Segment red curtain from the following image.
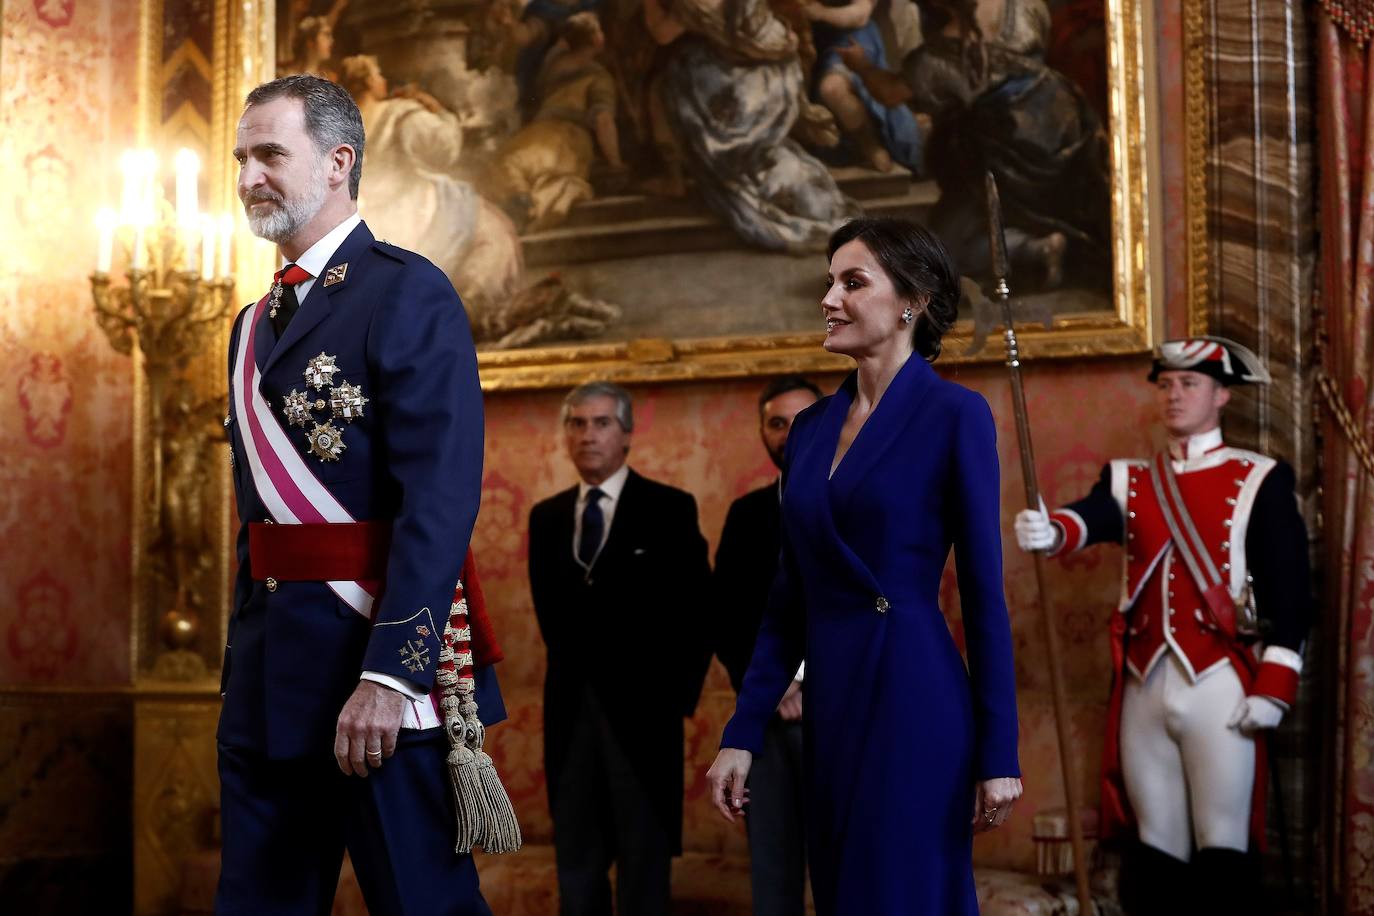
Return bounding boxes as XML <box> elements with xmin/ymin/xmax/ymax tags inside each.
<box><xmin>1317</xmin><ymin>5</ymin><xmax>1374</xmax><ymax>913</ymax></box>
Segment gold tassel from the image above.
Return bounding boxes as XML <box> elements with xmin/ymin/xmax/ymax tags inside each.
<box><xmin>446</xmin><ymin>740</ymin><xmax>484</xmax><ymax>855</ymax></box>
<box><xmin>475</xmin><ymin>748</ymin><xmax>523</xmax><ymax>853</ymax></box>
<box><xmin>439</xmin><ymin>578</ymin><xmax>523</xmax><ymax>855</ymax></box>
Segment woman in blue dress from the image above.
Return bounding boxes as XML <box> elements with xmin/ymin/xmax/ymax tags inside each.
<box><xmin>707</xmin><ymin>217</ymin><xmax>1022</xmax><ymax>914</ymax></box>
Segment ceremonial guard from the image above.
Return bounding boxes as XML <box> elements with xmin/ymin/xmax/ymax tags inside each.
<box><xmin>1015</xmin><ymin>337</ymin><xmax>1311</xmax><ymax>912</ymax></box>
<box><xmin>217</xmin><ymin>75</ymin><xmax>516</xmax><ymax>916</ymax></box>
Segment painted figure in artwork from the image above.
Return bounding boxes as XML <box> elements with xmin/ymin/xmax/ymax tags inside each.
<box><xmin>280</xmin><ymin>0</ymin><xmax>349</xmax><ymax>78</ymax></box>
<box><xmin>839</xmin><ymin>0</ymin><xmax>1108</xmax><ymax>289</ymax></box>
<box><xmin>805</xmin><ymin>0</ymin><xmax>927</xmax><ymax>174</ymax></box>
<box><xmin>488</xmin><ymin>13</ymin><xmax>627</xmax><ymax>232</ymax></box>
<box><xmin>340</xmin><ymin>54</ymin><xmax>622</xmax><ymax>349</ymax></box>
<box><xmin>640</xmin><ymin>0</ymin><xmax>860</xmax><ymax>251</ymax></box>
<box><xmin>340</xmin><ymin>55</ymin><xmax>526</xmax><ymax>311</ymax></box>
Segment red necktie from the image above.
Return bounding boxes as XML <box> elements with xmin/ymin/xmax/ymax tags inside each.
<box><xmin>269</xmin><ymin>263</ymin><xmax>313</xmax><ymax>335</ymax></box>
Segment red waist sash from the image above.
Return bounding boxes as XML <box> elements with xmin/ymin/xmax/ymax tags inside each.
<box><xmin>247</xmin><ymin>521</ymin><xmax>504</xmax><ymax>668</ymax></box>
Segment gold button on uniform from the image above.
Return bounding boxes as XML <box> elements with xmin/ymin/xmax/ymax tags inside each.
<box><xmin>265</xmin><ymin>577</ymin><xmax>278</xmax><ymax>592</ymax></box>
<box><xmin>875</xmin><ymin>597</ymin><xmax>891</xmax><ymax>613</ymax></box>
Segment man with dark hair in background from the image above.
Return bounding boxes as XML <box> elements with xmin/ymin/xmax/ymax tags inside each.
<box><xmin>713</xmin><ymin>374</ymin><xmax>822</xmax><ymax>916</ymax></box>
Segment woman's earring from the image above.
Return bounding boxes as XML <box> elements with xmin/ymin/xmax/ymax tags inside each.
<box><xmin>902</xmin><ymin>306</ymin><xmax>915</xmax><ymax>324</ymax></box>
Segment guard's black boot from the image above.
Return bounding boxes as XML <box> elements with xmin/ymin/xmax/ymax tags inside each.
<box><xmin>1118</xmin><ymin>841</ymin><xmax>1189</xmax><ymax>915</ymax></box>
<box><xmin>1192</xmin><ymin>846</ymin><xmax>1260</xmax><ymax>914</ymax></box>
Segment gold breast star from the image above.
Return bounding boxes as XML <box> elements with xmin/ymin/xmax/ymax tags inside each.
<box><xmin>282</xmin><ymin>389</ymin><xmax>312</xmax><ymax>428</ymax></box>
<box><xmin>304</xmin><ymin>352</ymin><xmax>341</xmax><ymax>390</ymax></box>
<box><xmin>306</xmin><ymin>420</ymin><xmax>346</xmax><ymax>462</ymax></box>
<box><xmin>329</xmin><ymin>381</ymin><xmax>370</xmax><ymax>422</ymax></box>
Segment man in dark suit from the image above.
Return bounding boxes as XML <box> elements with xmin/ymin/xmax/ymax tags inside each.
<box><xmin>528</xmin><ymin>381</ymin><xmax>712</xmax><ymax>916</ymax></box>
<box><xmin>217</xmin><ymin>75</ymin><xmax>504</xmax><ymax>916</ymax></box>
<box><xmin>713</xmin><ymin>375</ymin><xmax>820</xmax><ymax>916</ymax></box>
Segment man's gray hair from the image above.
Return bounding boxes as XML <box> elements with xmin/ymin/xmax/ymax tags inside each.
<box><xmin>561</xmin><ymin>381</ymin><xmax>634</xmax><ymax>432</ymax></box>
<box><xmin>244</xmin><ymin>75</ymin><xmax>365</xmax><ymax>199</ymax></box>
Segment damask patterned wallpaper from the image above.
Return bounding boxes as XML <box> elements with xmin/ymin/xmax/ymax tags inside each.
<box><xmin>0</xmin><ymin>0</ymin><xmax>140</xmax><ymax>686</ymax></box>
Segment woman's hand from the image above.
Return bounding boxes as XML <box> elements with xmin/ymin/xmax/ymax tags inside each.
<box><xmin>971</xmin><ymin>776</ymin><xmax>1022</xmax><ymax>833</ymax></box>
<box><xmin>706</xmin><ymin>748</ymin><xmax>754</xmax><ymax>824</ymax></box>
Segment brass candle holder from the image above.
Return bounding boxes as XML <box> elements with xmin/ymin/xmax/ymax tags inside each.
<box><xmin>91</xmin><ymin>206</ymin><xmax>237</xmax><ymax>681</ymax></box>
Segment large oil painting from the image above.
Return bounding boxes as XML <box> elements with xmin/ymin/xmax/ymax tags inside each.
<box><xmin>269</xmin><ymin>0</ymin><xmax>1166</xmax><ymax>387</ymax></box>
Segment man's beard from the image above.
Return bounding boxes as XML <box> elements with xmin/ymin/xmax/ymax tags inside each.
<box><xmin>242</xmin><ymin>165</ymin><xmax>328</xmax><ymax>243</ymax></box>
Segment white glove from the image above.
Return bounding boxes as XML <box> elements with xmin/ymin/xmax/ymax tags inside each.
<box><xmin>1014</xmin><ymin>500</ymin><xmax>1060</xmax><ymax>553</ymax></box>
<box><xmin>1227</xmin><ymin>695</ymin><xmax>1285</xmax><ymax>735</ymax></box>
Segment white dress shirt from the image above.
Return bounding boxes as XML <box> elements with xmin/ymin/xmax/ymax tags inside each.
<box><xmin>282</xmin><ymin>210</ymin><xmax>362</xmax><ymax>300</ymax></box>
<box><xmin>573</xmin><ymin>463</ymin><xmax>630</xmax><ymax>568</ymax></box>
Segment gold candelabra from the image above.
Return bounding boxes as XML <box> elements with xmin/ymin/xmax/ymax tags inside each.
<box><xmin>91</xmin><ymin>148</ymin><xmax>237</xmax><ymax>680</ymax></box>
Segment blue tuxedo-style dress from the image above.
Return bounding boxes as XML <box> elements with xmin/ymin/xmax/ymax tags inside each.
<box><xmin>722</xmin><ymin>354</ymin><xmax>1020</xmax><ymax>914</ymax></box>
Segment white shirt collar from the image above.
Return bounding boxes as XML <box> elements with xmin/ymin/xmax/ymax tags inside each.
<box><xmin>285</xmin><ymin>211</ymin><xmax>362</xmax><ymax>279</ymax></box>
<box><xmin>1167</xmin><ymin>427</ymin><xmax>1224</xmax><ymax>465</ymax></box>
<box><xmin>578</xmin><ymin>462</ymin><xmax>629</xmax><ymax>503</ymax></box>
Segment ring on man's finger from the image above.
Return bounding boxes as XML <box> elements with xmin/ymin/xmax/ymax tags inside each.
<box><xmin>366</xmin><ymin>749</ymin><xmax>383</xmax><ymax>758</ymax></box>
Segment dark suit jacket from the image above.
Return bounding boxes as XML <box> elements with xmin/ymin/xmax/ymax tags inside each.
<box><xmin>713</xmin><ymin>480</ymin><xmax>783</xmax><ymax>693</ymax></box>
<box><xmin>528</xmin><ymin>468</ymin><xmax>712</xmax><ymax>852</ymax></box>
<box><xmin>220</xmin><ymin>220</ymin><xmax>502</xmax><ymax>759</ymax></box>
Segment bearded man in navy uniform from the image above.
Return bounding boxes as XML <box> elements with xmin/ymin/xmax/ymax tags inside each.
<box><xmin>216</xmin><ymin>74</ymin><xmax>506</xmax><ymax>916</ymax></box>
<box><xmin>1014</xmin><ymin>337</ymin><xmax>1310</xmax><ymax>914</ymax></box>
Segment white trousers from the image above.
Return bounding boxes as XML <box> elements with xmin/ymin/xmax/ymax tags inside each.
<box><xmin>1120</xmin><ymin>653</ymin><xmax>1255</xmax><ymax>861</ymax></box>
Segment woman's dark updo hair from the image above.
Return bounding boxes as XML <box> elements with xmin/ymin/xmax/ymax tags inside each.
<box><xmin>826</xmin><ymin>217</ymin><xmax>961</xmax><ymax>362</ymax></box>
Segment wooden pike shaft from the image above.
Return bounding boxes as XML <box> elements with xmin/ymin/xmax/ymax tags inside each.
<box><xmin>996</xmin><ymin>277</ymin><xmax>1095</xmax><ymax>913</ymax></box>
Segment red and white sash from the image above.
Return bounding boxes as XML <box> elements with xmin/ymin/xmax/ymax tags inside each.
<box><xmin>232</xmin><ymin>295</ymin><xmax>440</xmax><ymax>729</ymax></box>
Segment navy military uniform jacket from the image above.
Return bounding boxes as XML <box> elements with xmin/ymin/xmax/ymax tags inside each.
<box><xmin>220</xmin><ymin>219</ymin><xmax>502</xmax><ymax>758</ymax></box>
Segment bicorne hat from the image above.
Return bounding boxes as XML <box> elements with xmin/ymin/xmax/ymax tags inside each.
<box><xmin>1147</xmin><ymin>336</ymin><xmax>1271</xmax><ymax>386</ymax></box>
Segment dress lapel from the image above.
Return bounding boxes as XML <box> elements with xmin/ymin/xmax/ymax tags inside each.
<box><xmin>261</xmin><ymin>221</ymin><xmax>374</xmax><ymax>377</ymax></box>
<box><xmin>787</xmin><ymin>380</ymin><xmax>881</xmax><ymax>595</ymax></box>
<box><xmin>794</xmin><ymin>356</ymin><xmax>936</xmax><ymax>595</ymax></box>
<box><xmin>827</xmin><ymin>354</ymin><xmax>935</xmax><ymax>504</ymax></box>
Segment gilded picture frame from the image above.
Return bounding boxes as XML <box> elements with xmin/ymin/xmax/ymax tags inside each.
<box><xmin>220</xmin><ymin>0</ymin><xmax>1207</xmax><ymax>391</ymax></box>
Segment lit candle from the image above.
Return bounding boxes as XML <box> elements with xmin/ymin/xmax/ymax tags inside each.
<box><xmin>140</xmin><ymin>150</ymin><xmax>160</xmax><ymax>226</ymax></box>
<box><xmin>218</xmin><ymin>213</ymin><xmax>234</xmax><ymax>278</ymax></box>
<box><xmin>95</xmin><ymin>208</ymin><xmax>117</xmax><ymax>274</ymax></box>
<box><xmin>119</xmin><ymin>150</ymin><xmax>140</xmax><ymax>224</ymax></box>
<box><xmin>200</xmin><ymin>215</ymin><xmax>216</xmax><ymax>280</ymax></box>
<box><xmin>131</xmin><ymin>225</ymin><xmax>146</xmax><ymax>270</ymax></box>
<box><xmin>174</xmin><ymin>148</ymin><xmax>200</xmax><ymax>229</ymax></box>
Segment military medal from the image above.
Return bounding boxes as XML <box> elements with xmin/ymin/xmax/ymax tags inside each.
<box><xmin>268</xmin><ymin>280</ymin><xmax>286</xmax><ymax>319</ymax></box>
<box><xmin>330</xmin><ymin>381</ymin><xmax>369</xmax><ymax>422</ymax></box>
<box><xmin>306</xmin><ymin>420</ymin><xmax>346</xmax><ymax>461</ymax></box>
<box><xmin>282</xmin><ymin>389</ymin><xmax>312</xmax><ymax>427</ymax></box>
<box><xmin>305</xmin><ymin>352</ymin><xmax>341</xmax><ymax>390</ymax></box>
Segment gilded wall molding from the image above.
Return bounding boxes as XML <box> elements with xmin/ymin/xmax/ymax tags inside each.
<box><xmin>1184</xmin><ymin>0</ymin><xmax>1212</xmax><ymax>335</ymax></box>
